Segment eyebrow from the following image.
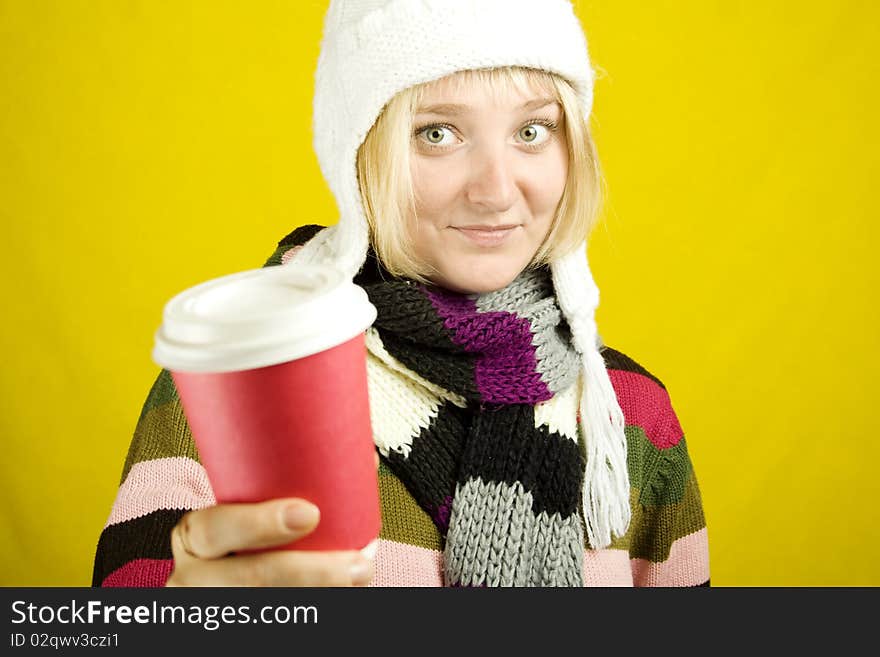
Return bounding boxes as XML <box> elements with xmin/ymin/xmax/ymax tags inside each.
<box><xmin>415</xmin><ymin>97</ymin><xmax>558</xmax><ymax>115</ymax></box>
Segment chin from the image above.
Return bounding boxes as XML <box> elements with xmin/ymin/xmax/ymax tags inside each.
<box><xmin>460</xmin><ymin>276</ymin><xmax>517</xmax><ymax>294</ymax></box>
<box><xmin>434</xmin><ymin>262</ymin><xmax>522</xmax><ymax>295</ymax></box>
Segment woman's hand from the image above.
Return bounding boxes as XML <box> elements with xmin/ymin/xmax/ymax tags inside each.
<box><xmin>166</xmin><ymin>498</ymin><xmax>375</xmax><ymax>587</ymax></box>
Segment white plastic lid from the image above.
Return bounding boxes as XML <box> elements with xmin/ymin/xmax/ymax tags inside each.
<box><xmin>152</xmin><ymin>264</ymin><xmax>377</xmax><ymax>373</ymax></box>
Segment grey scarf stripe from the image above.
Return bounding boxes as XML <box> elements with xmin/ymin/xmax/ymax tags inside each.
<box><xmin>445</xmin><ymin>478</ymin><xmax>585</xmax><ymax>587</ymax></box>
<box><xmin>473</xmin><ymin>269</ymin><xmax>581</xmax><ymax>396</ymax></box>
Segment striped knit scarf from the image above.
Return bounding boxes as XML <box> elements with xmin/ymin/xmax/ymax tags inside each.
<box><xmin>355</xmin><ymin>253</ymin><xmax>588</xmax><ymax>586</ymax></box>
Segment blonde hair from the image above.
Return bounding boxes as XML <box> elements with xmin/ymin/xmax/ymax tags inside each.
<box><xmin>356</xmin><ymin>66</ymin><xmax>604</xmax><ymax>283</ymax></box>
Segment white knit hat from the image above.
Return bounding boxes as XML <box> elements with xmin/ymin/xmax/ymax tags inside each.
<box><xmin>291</xmin><ymin>0</ymin><xmax>630</xmax><ymax>548</ymax></box>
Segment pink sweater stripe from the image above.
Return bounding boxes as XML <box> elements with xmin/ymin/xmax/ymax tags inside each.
<box><xmin>630</xmin><ymin>528</ymin><xmax>710</xmax><ymax>586</ymax></box>
<box><xmin>371</xmin><ymin>539</ymin><xmax>640</xmax><ymax>587</ymax></box>
<box><xmin>280</xmin><ymin>245</ymin><xmax>302</xmax><ymax>264</ymax></box>
<box><xmin>371</xmin><ymin>539</ymin><xmax>444</xmax><ymax>586</ymax></box>
<box><xmin>104</xmin><ymin>457</ymin><xmax>706</xmax><ymax>587</ymax></box>
<box><xmin>607</xmin><ymin>369</ymin><xmax>684</xmax><ymax>449</ymax></box>
<box><xmin>100</xmin><ymin>538</ymin><xmax>705</xmax><ymax>587</ymax></box>
<box><xmin>583</xmin><ymin>549</ymin><xmax>634</xmax><ymax>586</ymax></box>
<box><xmin>102</xmin><ymin>558</ymin><xmax>174</xmax><ymax>587</ymax></box>
<box><xmin>105</xmin><ymin>457</ymin><xmax>215</xmax><ymax>528</ymax></box>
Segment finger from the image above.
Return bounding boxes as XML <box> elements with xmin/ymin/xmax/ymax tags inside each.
<box><xmin>375</xmin><ymin>451</ymin><xmax>380</xmax><ymax>469</ymax></box>
<box><xmin>168</xmin><ymin>549</ymin><xmax>374</xmax><ymax>587</ymax></box>
<box><xmin>170</xmin><ymin>513</ymin><xmax>200</xmax><ymax>564</ymax></box>
<box><xmin>182</xmin><ymin>499</ymin><xmax>320</xmax><ymax>559</ymax></box>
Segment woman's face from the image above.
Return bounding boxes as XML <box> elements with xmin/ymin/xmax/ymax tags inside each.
<box><xmin>409</xmin><ymin>74</ymin><xmax>569</xmax><ymax>294</ymax></box>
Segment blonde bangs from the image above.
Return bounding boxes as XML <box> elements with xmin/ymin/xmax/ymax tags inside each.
<box><xmin>356</xmin><ymin>66</ymin><xmax>604</xmax><ymax>282</ymax></box>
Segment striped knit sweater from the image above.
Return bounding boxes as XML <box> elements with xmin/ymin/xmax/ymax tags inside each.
<box><xmin>92</xmin><ymin>225</ymin><xmax>710</xmax><ymax>587</ymax></box>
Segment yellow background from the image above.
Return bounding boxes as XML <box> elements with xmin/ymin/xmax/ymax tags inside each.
<box><xmin>1</xmin><ymin>0</ymin><xmax>877</xmax><ymax>586</ymax></box>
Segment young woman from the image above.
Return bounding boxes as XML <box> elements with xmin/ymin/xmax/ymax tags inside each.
<box><xmin>92</xmin><ymin>0</ymin><xmax>709</xmax><ymax>587</ymax></box>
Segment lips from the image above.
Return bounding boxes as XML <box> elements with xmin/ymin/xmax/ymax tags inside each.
<box><xmin>453</xmin><ymin>224</ymin><xmax>520</xmax><ymax>247</ymax></box>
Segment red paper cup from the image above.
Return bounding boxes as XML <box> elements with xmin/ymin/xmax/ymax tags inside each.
<box><xmin>152</xmin><ymin>264</ymin><xmax>379</xmax><ymax>552</ymax></box>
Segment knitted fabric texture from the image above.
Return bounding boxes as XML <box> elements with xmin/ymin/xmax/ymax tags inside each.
<box><xmin>354</xmin><ymin>242</ymin><xmax>585</xmax><ymax>586</ymax></box>
<box><xmin>288</xmin><ymin>0</ymin><xmax>633</xmax><ymax>549</ymax></box>
<box><xmin>91</xmin><ymin>226</ymin><xmax>711</xmax><ymax>588</ymax></box>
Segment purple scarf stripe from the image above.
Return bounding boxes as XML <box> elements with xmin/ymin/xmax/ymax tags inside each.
<box><xmin>424</xmin><ymin>286</ymin><xmax>552</xmax><ymax>404</ymax></box>
<box><xmin>428</xmin><ymin>496</ymin><xmax>454</xmax><ymax>533</ymax></box>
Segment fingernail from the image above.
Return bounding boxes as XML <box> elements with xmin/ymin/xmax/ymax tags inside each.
<box><xmin>349</xmin><ymin>556</ymin><xmax>374</xmax><ymax>586</ymax></box>
<box><xmin>283</xmin><ymin>502</ymin><xmax>319</xmax><ymax>530</ymax></box>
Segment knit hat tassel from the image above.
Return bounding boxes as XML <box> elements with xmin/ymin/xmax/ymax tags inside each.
<box><xmin>551</xmin><ymin>242</ymin><xmax>631</xmax><ymax>548</ymax></box>
<box><xmin>579</xmin><ymin>347</ymin><xmax>631</xmax><ymax>549</ymax></box>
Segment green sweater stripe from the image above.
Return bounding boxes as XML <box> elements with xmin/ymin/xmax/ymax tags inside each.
<box><xmin>626</xmin><ymin>425</ymin><xmax>693</xmax><ymax>506</ymax></box>
<box><xmin>377</xmin><ymin>462</ymin><xmax>443</xmax><ymax>551</ymax></box>
<box><xmin>262</xmin><ymin>245</ymin><xmax>288</xmax><ymax>268</ymax></box>
<box><xmin>628</xmin><ymin>470</ymin><xmax>707</xmax><ymax>563</ymax></box>
<box><xmin>136</xmin><ymin>369</ymin><xmax>180</xmax><ymax>424</ymax></box>
<box><xmin>121</xmin><ymin>398</ymin><xmax>201</xmax><ymax>484</ymax></box>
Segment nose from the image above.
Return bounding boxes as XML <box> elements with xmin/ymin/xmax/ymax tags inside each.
<box><xmin>465</xmin><ymin>146</ymin><xmax>517</xmax><ymax>213</ymax></box>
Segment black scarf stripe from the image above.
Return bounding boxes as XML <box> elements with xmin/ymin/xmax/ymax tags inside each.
<box><xmin>382</xmin><ymin>401</ymin><xmax>470</xmax><ymax>522</ymax></box>
<box><xmin>461</xmin><ymin>405</ymin><xmax>585</xmax><ymax>518</ymax></box>
<box><xmin>388</xmin><ymin>401</ymin><xmax>585</xmax><ymax>521</ymax></box>
<box><xmin>377</xmin><ymin>330</ymin><xmax>481</xmax><ymax>401</ymax></box>
<box><xmin>365</xmin><ymin>281</ymin><xmax>470</xmax><ymax>352</ymax></box>
<box><xmin>92</xmin><ymin>508</ymin><xmax>184</xmax><ymax>586</ymax></box>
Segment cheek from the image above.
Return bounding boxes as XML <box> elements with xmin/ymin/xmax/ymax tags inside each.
<box><xmin>520</xmin><ymin>167</ymin><xmax>567</xmax><ymax>218</ymax></box>
<box><xmin>540</xmin><ymin>148</ymin><xmax>569</xmax><ymax>204</ymax></box>
<box><xmin>411</xmin><ymin>156</ymin><xmax>463</xmax><ymax>223</ymax></box>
